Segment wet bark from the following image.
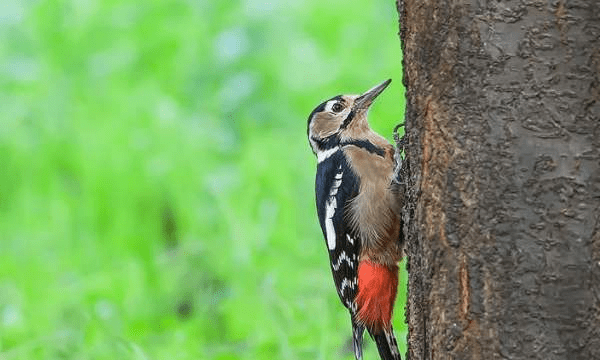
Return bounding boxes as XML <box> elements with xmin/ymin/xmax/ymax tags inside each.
<box><xmin>395</xmin><ymin>1</ymin><xmax>600</xmax><ymax>359</ymax></box>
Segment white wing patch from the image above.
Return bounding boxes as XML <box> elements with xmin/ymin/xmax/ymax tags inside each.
<box><xmin>325</xmin><ymin>198</ymin><xmax>337</xmax><ymax>250</ymax></box>
<box><xmin>325</xmin><ymin>168</ymin><xmax>344</xmax><ymax>250</ymax></box>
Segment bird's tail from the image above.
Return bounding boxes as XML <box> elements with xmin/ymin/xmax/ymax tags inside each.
<box><xmin>352</xmin><ymin>322</ymin><xmax>365</xmax><ymax>360</ymax></box>
<box><xmin>373</xmin><ymin>326</ymin><xmax>401</xmax><ymax>360</ymax></box>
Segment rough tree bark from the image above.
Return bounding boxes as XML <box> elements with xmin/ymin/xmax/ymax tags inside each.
<box><xmin>395</xmin><ymin>1</ymin><xmax>600</xmax><ymax>359</ymax></box>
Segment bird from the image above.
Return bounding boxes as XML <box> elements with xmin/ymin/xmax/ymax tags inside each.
<box><xmin>307</xmin><ymin>79</ymin><xmax>403</xmax><ymax>360</ymax></box>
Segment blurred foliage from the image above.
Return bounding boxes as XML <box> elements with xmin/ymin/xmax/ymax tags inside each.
<box><xmin>0</xmin><ymin>0</ymin><xmax>406</xmax><ymax>359</ymax></box>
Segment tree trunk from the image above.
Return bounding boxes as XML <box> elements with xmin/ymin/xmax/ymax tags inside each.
<box><xmin>395</xmin><ymin>1</ymin><xmax>600</xmax><ymax>359</ymax></box>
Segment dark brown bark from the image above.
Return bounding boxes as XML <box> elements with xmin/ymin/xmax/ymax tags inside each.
<box><xmin>395</xmin><ymin>1</ymin><xmax>600</xmax><ymax>359</ymax></box>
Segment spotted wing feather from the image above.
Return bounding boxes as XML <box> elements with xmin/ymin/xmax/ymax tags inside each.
<box><xmin>315</xmin><ymin>150</ymin><xmax>361</xmax><ymax>306</ymax></box>
<box><xmin>315</xmin><ymin>150</ymin><xmax>364</xmax><ymax>359</ymax></box>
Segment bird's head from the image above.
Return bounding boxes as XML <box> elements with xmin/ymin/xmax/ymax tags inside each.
<box><xmin>307</xmin><ymin>79</ymin><xmax>391</xmax><ymax>154</ymax></box>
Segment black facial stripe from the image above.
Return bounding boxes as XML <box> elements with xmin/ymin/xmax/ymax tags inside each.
<box><xmin>311</xmin><ymin>134</ymin><xmax>339</xmax><ymax>151</ymax></box>
<box><xmin>341</xmin><ymin>139</ymin><xmax>385</xmax><ymax>157</ymax></box>
<box><xmin>339</xmin><ymin>109</ymin><xmax>356</xmax><ymax>130</ymax></box>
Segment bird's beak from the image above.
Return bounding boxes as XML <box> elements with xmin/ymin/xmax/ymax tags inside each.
<box><xmin>354</xmin><ymin>79</ymin><xmax>391</xmax><ymax>110</ymax></box>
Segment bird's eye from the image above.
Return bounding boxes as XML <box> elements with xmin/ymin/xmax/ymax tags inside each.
<box><xmin>332</xmin><ymin>103</ymin><xmax>344</xmax><ymax>113</ymax></box>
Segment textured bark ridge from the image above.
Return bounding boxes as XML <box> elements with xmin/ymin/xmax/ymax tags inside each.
<box><xmin>395</xmin><ymin>1</ymin><xmax>600</xmax><ymax>359</ymax></box>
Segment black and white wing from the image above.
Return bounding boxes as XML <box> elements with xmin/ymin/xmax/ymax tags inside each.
<box><xmin>314</xmin><ymin>149</ymin><xmax>364</xmax><ymax>358</ymax></box>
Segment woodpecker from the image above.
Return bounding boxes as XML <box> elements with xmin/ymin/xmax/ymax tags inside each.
<box><xmin>307</xmin><ymin>79</ymin><xmax>402</xmax><ymax>360</ymax></box>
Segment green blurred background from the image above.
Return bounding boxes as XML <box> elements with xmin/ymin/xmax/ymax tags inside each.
<box><xmin>0</xmin><ymin>0</ymin><xmax>406</xmax><ymax>358</ymax></box>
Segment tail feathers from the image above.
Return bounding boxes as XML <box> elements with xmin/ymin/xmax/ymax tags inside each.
<box><xmin>372</xmin><ymin>326</ymin><xmax>401</xmax><ymax>360</ymax></box>
<box><xmin>352</xmin><ymin>323</ymin><xmax>365</xmax><ymax>360</ymax></box>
